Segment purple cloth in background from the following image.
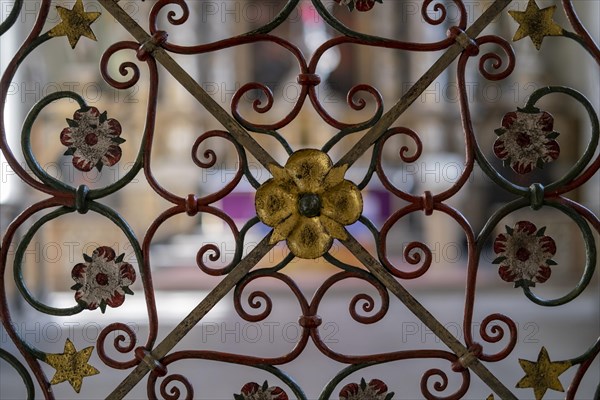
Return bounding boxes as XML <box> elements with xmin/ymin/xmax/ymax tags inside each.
<box><xmin>221</xmin><ymin>192</ymin><xmax>256</xmax><ymax>220</ymax></box>
<box><xmin>221</xmin><ymin>189</ymin><xmax>391</xmax><ymax>224</ymax></box>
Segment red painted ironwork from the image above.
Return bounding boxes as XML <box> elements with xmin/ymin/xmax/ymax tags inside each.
<box><xmin>1</xmin><ymin>0</ymin><xmax>598</xmax><ymax>399</ymax></box>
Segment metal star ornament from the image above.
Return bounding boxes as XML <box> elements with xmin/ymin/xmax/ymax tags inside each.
<box><xmin>48</xmin><ymin>0</ymin><xmax>101</xmax><ymax>49</ymax></box>
<box><xmin>43</xmin><ymin>338</ymin><xmax>100</xmax><ymax>393</ymax></box>
<box><xmin>508</xmin><ymin>0</ymin><xmax>564</xmax><ymax>50</ymax></box>
<box><xmin>516</xmin><ymin>347</ymin><xmax>571</xmax><ymax>400</ymax></box>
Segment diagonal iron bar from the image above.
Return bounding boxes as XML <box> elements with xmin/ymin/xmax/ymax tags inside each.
<box><xmin>341</xmin><ymin>234</ymin><xmax>518</xmax><ymax>400</ymax></box>
<box><xmin>1</xmin><ymin>0</ymin><xmax>598</xmax><ymax>398</ymax></box>
<box><xmin>336</xmin><ymin>0</ymin><xmax>513</xmax><ymax>168</ymax></box>
<box><xmin>100</xmin><ymin>0</ymin><xmax>512</xmax><ymax>174</ymax></box>
<box><xmin>98</xmin><ymin>0</ymin><xmax>280</xmax><ymax>170</ymax></box>
<box><xmin>107</xmin><ymin>236</ymin><xmax>275</xmax><ymax>399</ymax></box>
<box><xmin>99</xmin><ymin>1</ymin><xmax>518</xmax><ymax>398</ymax></box>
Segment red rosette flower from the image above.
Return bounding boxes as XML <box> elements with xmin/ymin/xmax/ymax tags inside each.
<box><xmin>60</xmin><ymin>106</ymin><xmax>125</xmax><ymax>172</ymax></box>
<box><xmin>71</xmin><ymin>246</ymin><xmax>136</xmax><ymax>313</ymax></box>
<box><xmin>493</xmin><ymin>221</ymin><xmax>557</xmax><ymax>288</ymax></box>
<box><xmin>235</xmin><ymin>381</ymin><xmax>288</xmax><ymax>400</ymax></box>
<box><xmin>339</xmin><ymin>378</ymin><xmax>394</xmax><ymax>400</ymax></box>
<box><xmin>335</xmin><ymin>0</ymin><xmax>382</xmax><ymax>12</ymax></box>
<box><xmin>493</xmin><ymin>108</ymin><xmax>560</xmax><ymax>174</ymax></box>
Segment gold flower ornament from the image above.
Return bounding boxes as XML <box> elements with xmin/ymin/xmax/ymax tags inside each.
<box><xmin>255</xmin><ymin>149</ymin><xmax>363</xmax><ymax>259</ymax></box>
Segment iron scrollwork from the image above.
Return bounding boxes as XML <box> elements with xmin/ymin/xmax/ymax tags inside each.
<box><xmin>1</xmin><ymin>0</ymin><xmax>598</xmax><ymax>399</ymax></box>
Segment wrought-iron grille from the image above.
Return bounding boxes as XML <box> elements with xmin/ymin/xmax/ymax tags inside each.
<box><xmin>1</xmin><ymin>0</ymin><xmax>598</xmax><ymax>399</ymax></box>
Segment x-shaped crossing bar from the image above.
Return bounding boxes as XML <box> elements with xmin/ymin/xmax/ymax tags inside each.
<box><xmin>97</xmin><ymin>1</ymin><xmax>517</xmax><ymax>398</ymax></box>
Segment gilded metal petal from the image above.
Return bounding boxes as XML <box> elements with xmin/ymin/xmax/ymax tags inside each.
<box><xmin>270</xmin><ymin>214</ymin><xmax>300</xmax><ymax>245</ymax></box>
<box><xmin>321</xmin><ymin>180</ymin><xmax>363</xmax><ymax>225</ymax></box>
<box><xmin>255</xmin><ymin>179</ymin><xmax>297</xmax><ymax>227</ymax></box>
<box><xmin>323</xmin><ymin>164</ymin><xmax>349</xmax><ymax>190</ymax></box>
<box><xmin>287</xmin><ymin>217</ymin><xmax>333</xmax><ymax>259</ymax></box>
<box><xmin>285</xmin><ymin>149</ymin><xmax>333</xmax><ymax>193</ymax></box>
<box><xmin>268</xmin><ymin>164</ymin><xmax>291</xmax><ymax>184</ymax></box>
<box><xmin>320</xmin><ymin>215</ymin><xmax>348</xmax><ymax>241</ymax></box>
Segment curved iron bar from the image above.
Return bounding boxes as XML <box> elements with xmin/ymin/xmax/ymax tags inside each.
<box><xmin>149</xmin><ymin>0</ymin><xmax>310</xmax><ymax>138</ymax></box>
<box><xmin>97</xmin><ymin>322</ymin><xmax>140</xmax><ymax>370</ymax></box>
<box><xmin>151</xmin><ymin>0</ymin><xmax>467</xmax><ymax>51</ymax></box>
<box><xmin>310</xmin><ymin>269</ymin><xmax>390</xmax><ymax>329</ymax></box>
<box><xmin>463</xmin><ymin>200</ymin><xmax>529</xmax><ymax>361</ymax></box>
<box><xmin>149</xmin><ymin>0</ymin><xmax>302</xmax><ymax>46</ymax></box>
<box><xmin>458</xmin><ymin>46</ymin><xmax>598</xmax><ymax>365</ymax></box>
<box><xmin>0</xmin><ymin>198</ymin><xmax>68</xmax><ymax>400</ymax></box>
<box><xmin>355</xmin><ymin>146</ymin><xmax>378</xmax><ymax>190</ymax></box>
<box><xmin>1</xmin><ymin>32</ymin><xmax>55</xmax><ymax>195</ymax></box>
<box><xmin>0</xmin><ymin>0</ymin><xmax>23</xmax><ymax>36</ymax></box>
<box><xmin>375</xmin><ymin>127</ymin><xmax>424</xmax><ymax>202</ymax></box>
<box><xmin>561</xmin><ymin>0</ymin><xmax>600</xmax><ymax>63</ymax></box>
<box><xmin>306</xmin><ymin>77</ymin><xmax>384</xmax><ymax>130</ymax></box>
<box><xmin>566</xmin><ymin>337</ymin><xmax>600</xmax><ymax>400</ymax></box>
<box><xmin>147</xmin><ymin>358</ymin><xmax>308</xmax><ymax>400</ymax></box>
<box><xmin>6</xmin><ymin>36</ymin><xmax>163</xmax><ymax>372</ymax></box>
<box><xmin>191</xmin><ymin>131</ymin><xmax>249</xmax><ymax>204</ymax></box>
<box><xmin>13</xmin><ymin>206</ymin><xmax>85</xmax><ymax>316</ymax></box>
<box><xmin>230</xmin><ymin>264</ymin><xmax>471</xmax><ymax>400</ymax></box>
<box><xmin>525</xmin><ymin>87</ymin><xmax>599</xmax><ymax>196</ymax></box>
<box><xmin>0</xmin><ymin>347</ymin><xmax>35</xmax><ymax>399</ymax></box>
<box><xmin>1</xmin><ymin>0</ymin><xmax>599</xmax><ymax>398</ymax></box>
<box><xmin>1</xmin><ymin>3</ymin><xmax>78</xmax><ymax>397</ymax></box>
<box><xmin>457</xmin><ymin>35</ymin><xmax>519</xmax><ymax>196</ymax></box>
<box><xmin>318</xmin><ymin>353</ymin><xmax>471</xmax><ymax>400</ymax></box>
<box><xmin>521</xmin><ymin>201</ymin><xmax>596</xmax><ymax>306</ymax></box>
<box><xmin>454</xmin><ymin>34</ymin><xmax>520</xmax><ymax>363</ymax></box>
<box><xmin>146</xmin><ymin>0</ymin><xmax>471</xmax><ymax>137</ymax></box>
<box><xmin>12</xmin><ymin>202</ymin><xmax>146</xmax><ymax>366</ymax></box>
<box><xmin>96</xmin><ymin>41</ymin><xmax>155</xmax><ymax>199</ymax></box>
<box><xmin>310</xmin><ymin>0</ymin><xmax>467</xmax><ymax>48</ymax></box>
<box><xmin>475</xmin><ymin>197</ymin><xmax>597</xmax><ymax>307</ymax></box>
<box><xmin>234</xmin><ymin>269</ymin><xmax>310</xmax><ymax>323</ymax></box>
<box><xmin>472</xmin><ymin>87</ymin><xmax>599</xmax><ymax>197</ymax></box>
<box><xmin>143</xmin><ymin>270</ymin><xmax>311</xmax><ymax>399</ymax></box>
<box><xmin>378</xmin><ymin>203</ymin><xmax>434</xmax><ymax>280</ymax></box>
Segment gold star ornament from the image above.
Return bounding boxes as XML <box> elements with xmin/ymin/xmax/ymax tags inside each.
<box><xmin>516</xmin><ymin>347</ymin><xmax>571</xmax><ymax>400</ymax></box>
<box><xmin>43</xmin><ymin>338</ymin><xmax>100</xmax><ymax>393</ymax></box>
<box><xmin>48</xmin><ymin>0</ymin><xmax>101</xmax><ymax>49</ymax></box>
<box><xmin>508</xmin><ymin>0</ymin><xmax>564</xmax><ymax>50</ymax></box>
